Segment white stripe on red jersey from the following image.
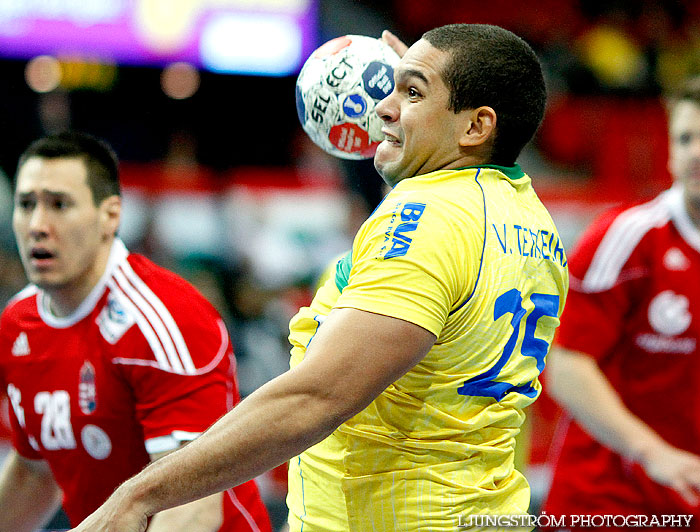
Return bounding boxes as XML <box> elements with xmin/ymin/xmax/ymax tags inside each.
<box><xmin>118</xmin><ymin>259</ymin><xmax>196</xmax><ymax>374</ymax></box>
<box><xmin>582</xmin><ymin>192</ymin><xmax>671</xmax><ymax>292</ymax></box>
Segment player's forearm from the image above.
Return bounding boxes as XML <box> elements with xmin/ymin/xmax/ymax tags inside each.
<box><xmin>116</xmin><ymin>368</ymin><xmax>352</xmax><ymax>519</ymax></box>
<box><xmin>146</xmin><ymin>492</ymin><xmax>223</xmax><ymax>532</ymax></box>
<box><xmin>547</xmin><ymin>347</ymin><xmax>668</xmax><ymax>463</ymax></box>
<box><xmin>0</xmin><ymin>451</ymin><xmax>62</xmax><ymax>532</ymax></box>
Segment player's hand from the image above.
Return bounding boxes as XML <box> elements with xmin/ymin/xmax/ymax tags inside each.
<box><xmin>639</xmin><ymin>443</ymin><xmax>700</xmax><ymax>507</ymax></box>
<box><xmin>69</xmin><ymin>484</ymin><xmax>149</xmax><ymax>532</ymax></box>
<box><xmin>381</xmin><ymin>30</ymin><xmax>408</xmax><ymax>58</ymax></box>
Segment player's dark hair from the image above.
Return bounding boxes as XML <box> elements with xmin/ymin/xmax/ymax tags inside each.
<box><xmin>422</xmin><ymin>24</ymin><xmax>547</xmax><ymax>166</ymax></box>
<box><xmin>16</xmin><ymin>131</ymin><xmax>120</xmax><ymax>204</ymax></box>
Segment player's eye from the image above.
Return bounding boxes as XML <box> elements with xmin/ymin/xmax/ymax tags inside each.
<box><xmin>51</xmin><ymin>196</ymin><xmax>72</xmax><ymax>210</ymax></box>
<box><xmin>407</xmin><ymin>87</ymin><xmax>421</xmax><ymax>99</ymax></box>
<box><xmin>678</xmin><ymin>132</ymin><xmax>692</xmax><ymax>145</ymax></box>
<box><xmin>16</xmin><ymin>197</ymin><xmax>34</xmax><ymax>210</ymax></box>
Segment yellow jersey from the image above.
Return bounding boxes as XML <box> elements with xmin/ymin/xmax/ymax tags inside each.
<box><xmin>287</xmin><ymin>165</ymin><xmax>568</xmax><ymax>531</ymax></box>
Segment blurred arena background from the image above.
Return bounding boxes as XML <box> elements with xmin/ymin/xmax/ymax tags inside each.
<box><xmin>0</xmin><ymin>0</ymin><xmax>698</xmax><ymax>530</ymax></box>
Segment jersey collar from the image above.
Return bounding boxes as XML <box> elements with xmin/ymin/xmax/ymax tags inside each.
<box><xmin>458</xmin><ymin>163</ymin><xmax>525</xmax><ymax>180</ymax></box>
<box><xmin>664</xmin><ymin>185</ymin><xmax>700</xmax><ymax>254</ymax></box>
<box><xmin>37</xmin><ymin>239</ymin><xmax>129</xmax><ymax>329</ymax></box>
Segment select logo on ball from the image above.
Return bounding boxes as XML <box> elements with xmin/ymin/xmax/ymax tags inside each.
<box><xmin>329</xmin><ymin>123</ymin><xmax>379</xmax><ymax>157</ymax></box>
<box><xmin>342</xmin><ymin>94</ymin><xmax>367</xmax><ymax>118</ymax></box>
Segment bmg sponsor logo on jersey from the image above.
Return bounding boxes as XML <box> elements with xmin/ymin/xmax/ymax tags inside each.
<box><xmin>379</xmin><ymin>202</ymin><xmax>426</xmax><ymax>259</ymax></box>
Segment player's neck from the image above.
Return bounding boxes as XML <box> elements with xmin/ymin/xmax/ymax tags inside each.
<box><xmin>44</xmin><ymin>245</ymin><xmax>113</xmax><ymax>318</ymax></box>
<box><xmin>684</xmin><ymin>195</ymin><xmax>700</xmax><ymax>231</ymax></box>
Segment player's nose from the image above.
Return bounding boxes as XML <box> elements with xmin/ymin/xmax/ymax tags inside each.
<box><xmin>375</xmin><ymin>91</ymin><xmax>398</xmax><ymax>123</ymax></box>
<box><xmin>27</xmin><ymin>205</ymin><xmax>52</xmax><ymax>238</ymax></box>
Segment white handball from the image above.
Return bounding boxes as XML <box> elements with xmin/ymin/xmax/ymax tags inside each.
<box><xmin>295</xmin><ymin>34</ymin><xmax>400</xmax><ymax>160</ymax></box>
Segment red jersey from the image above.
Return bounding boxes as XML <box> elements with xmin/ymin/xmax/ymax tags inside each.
<box><xmin>0</xmin><ymin>240</ymin><xmax>270</xmax><ymax>531</ymax></box>
<box><xmin>544</xmin><ymin>187</ymin><xmax>700</xmax><ymax>520</ymax></box>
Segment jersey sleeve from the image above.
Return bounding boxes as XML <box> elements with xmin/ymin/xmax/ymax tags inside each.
<box><xmin>556</xmin><ymin>208</ymin><xmax>638</xmax><ymax>361</ymax></box>
<box><xmin>110</xmin><ymin>261</ymin><xmax>238</xmax><ymax>455</ymax></box>
<box><xmin>0</xmin><ymin>308</ymin><xmax>43</xmax><ymax>460</ymax></box>
<box><xmin>335</xmin><ymin>192</ymin><xmax>482</xmax><ymax>337</ymax></box>
<box><xmin>6</xmin><ymin>399</ymin><xmax>42</xmax><ymax>459</ymax></box>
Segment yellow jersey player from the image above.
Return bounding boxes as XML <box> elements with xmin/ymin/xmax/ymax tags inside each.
<box><xmin>70</xmin><ymin>23</ymin><xmax>568</xmax><ymax>532</ymax></box>
<box><xmin>287</xmin><ymin>163</ymin><xmax>567</xmax><ymax>531</ymax></box>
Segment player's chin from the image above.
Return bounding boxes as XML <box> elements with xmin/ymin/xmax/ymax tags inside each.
<box><xmin>374</xmin><ymin>155</ymin><xmax>402</xmax><ymax>187</ymax></box>
<box><xmin>374</xmin><ymin>140</ymin><xmax>399</xmax><ymax>167</ymax></box>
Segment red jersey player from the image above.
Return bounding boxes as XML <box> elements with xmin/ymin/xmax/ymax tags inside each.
<box><xmin>543</xmin><ymin>78</ymin><xmax>700</xmax><ymax>528</ymax></box>
<box><xmin>0</xmin><ymin>132</ymin><xmax>271</xmax><ymax>532</ymax></box>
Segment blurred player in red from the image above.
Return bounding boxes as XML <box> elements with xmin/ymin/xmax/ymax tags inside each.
<box><xmin>0</xmin><ymin>132</ymin><xmax>271</xmax><ymax>532</ymax></box>
<box><xmin>543</xmin><ymin>78</ymin><xmax>700</xmax><ymax>528</ymax></box>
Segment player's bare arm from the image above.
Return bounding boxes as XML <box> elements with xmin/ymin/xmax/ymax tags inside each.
<box><xmin>145</xmin><ymin>445</ymin><xmax>223</xmax><ymax>532</ymax></box>
<box><xmin>0</xmin><ymin>450</ymin><xmax>62</xmax><ymax>532</ymax></box>
<box><xmin>547</xmin><ymin>346</ymin><xmax>700</xmax><ymax>506</ymax></box>
<box><xmin>70</xmin><ymin>307</ymin><xmax>436</xmax><ymax>532</ymax></box>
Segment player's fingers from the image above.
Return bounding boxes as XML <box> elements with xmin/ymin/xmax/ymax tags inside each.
<box><xmin>671</xmin><ymin>479</ymin><xmax>700</xmax><ymax>508</ymax></box>
<box><xmin>681</xmin><ymin>461</ymin><xmax>700</xmax><ymax>489</ymax></box>
<box><xmin>381</xmin><ymin>30</ymin><xmax>409</xmax><ymax>58</ymax></box>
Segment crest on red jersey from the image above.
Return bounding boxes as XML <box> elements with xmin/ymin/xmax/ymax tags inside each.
<box><xmin>79</xmin><ymin>361</ymin><xmax>97</xmax><ymax>415</ymax></box>
<box><xmin>96</xmin><ymin>293</ymin><xmax>135</xmax><ymax>344</ymax></box>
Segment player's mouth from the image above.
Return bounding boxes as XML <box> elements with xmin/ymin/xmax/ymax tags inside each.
<box><xmin>29</xmin><ymin>247</ymin><xmax>57</xmax><ymax>268</ymax></box>
<box><xmin>381</xmin><ymin>129</ymin><xmax>402</xmax><ymax>146</ymax></box>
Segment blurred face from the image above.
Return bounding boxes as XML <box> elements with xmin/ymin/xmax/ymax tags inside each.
<box><xmin>13</xmin><ymin>157</ymin><xmax>119</xmax><ymax>305</ymax></box>
<box><xmin>373</xmin><ymin>39</ymin><xmax>471</xmax><ymax>186</ymax></box>
<box><xmin>669</xmin><ymin>100</ymin><xmax>700</xmax><ymax>214</ymax></box>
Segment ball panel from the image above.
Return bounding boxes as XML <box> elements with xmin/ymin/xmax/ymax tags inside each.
<box><xmin>312</xmin><ymin>35</ymin><xmax>352</xmax><ymax>59</ymax></box>
<box><xmin>342</xmin><ymin>93</ymin><xmax>368</xmax><ymax>119</ymax></box>
<box><xmin>295</xmin><ymin>85</ymin><xmax>306</xmax><ymax>126</ymax></box>
<box><xmin>295</xmin><ymin>34</ymin><xmax>400</xmax><ymax>160</ymax></box>
<box><xmin>328</xmin><ymin>123</ymin><xmax>379</xmax><ymax>160</ymax></box>
<box><xmin>362</xmin><ymin>61</ymin><xmax>395</xmax><ymax>101</ymax></box>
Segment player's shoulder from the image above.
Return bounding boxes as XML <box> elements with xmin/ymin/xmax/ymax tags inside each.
<box><xmin>569</xmin><ymin>190</ymin><xmax>675</xmax><ymax>292</ymax></box>
<box><xmin>105</xmin><ymin>252</ymin><xmax>229</xmax><ymax>374</ymax></box>
<box><xmin>110</xmin><ymin>253</ymin><xmax>223</xmax><ymax>332</ymax></box>
<box><xmin>1</xmin><ymin>285</ymin><xmax>39</xmax><ymax>323</ymax></box>
<box><xmin>121</xmin><ymin>254</ymin><xmax>218</xmax><ymax>314</ymax></box>
<box><xmin>574</xmin><ymin>192</ymin><xmax>673</xmax><ymax>257</ymax></box>
<box><xmin>398</xmin><ymin>167</ymin><xmax>485</xmax><ymax>200</ymax></box>
<box><xmin>381</xmin><ymin>170</ymin><xmax>484</xmax><ymax>223</ymax></box>
<box><xmin>0</xmin><ymin>285</ymin><xmax>40</xmax><ymax>356</ymax></box>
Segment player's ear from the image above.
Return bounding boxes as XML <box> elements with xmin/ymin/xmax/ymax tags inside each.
<box><xmin>99</xmin><ymin>195</ymin><xmax>121</xmax><ymax>239</ymax></box>
<box><xmin>459</xmin><ymin>106</ymin><xmax>496</xmax><ymax>149</ymax></box>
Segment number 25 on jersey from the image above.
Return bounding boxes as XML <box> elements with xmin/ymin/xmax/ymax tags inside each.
<box><xmin>458</xmin><ymin>288</ymin><xmax>559</xmax><ymax>400</ymax></box>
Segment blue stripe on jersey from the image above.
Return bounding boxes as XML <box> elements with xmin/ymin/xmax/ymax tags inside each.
<box><xmin>298</xmin><ymin>455</ymin><xmax>307</xmax><ymax>532</ymax></box>
<box><xmin>305</xmin><ymin>315</ymin><xmax>323</xmax><ymax>348</ymax></box>
<box><xmin>449</xmin><ymin>168</ymin><xmax>486</xmax><ymax>316</ymax></box>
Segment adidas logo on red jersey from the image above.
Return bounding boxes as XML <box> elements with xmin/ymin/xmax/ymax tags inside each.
<box><xmin>11</xmin><ymin>332</ymin><xmax>30</xmax><ymax>356</ymax></box>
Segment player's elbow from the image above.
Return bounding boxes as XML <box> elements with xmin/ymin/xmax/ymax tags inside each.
<box><xmin>312</xmin><ymin>386</ymin><xmax>374</xmax><ymax>431</ymax></box>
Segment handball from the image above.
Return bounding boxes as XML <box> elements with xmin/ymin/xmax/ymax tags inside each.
<box><xmin>295</xmin><ymin>35</ymin><xmax>400</xmax><ymax>160</ymax></box>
